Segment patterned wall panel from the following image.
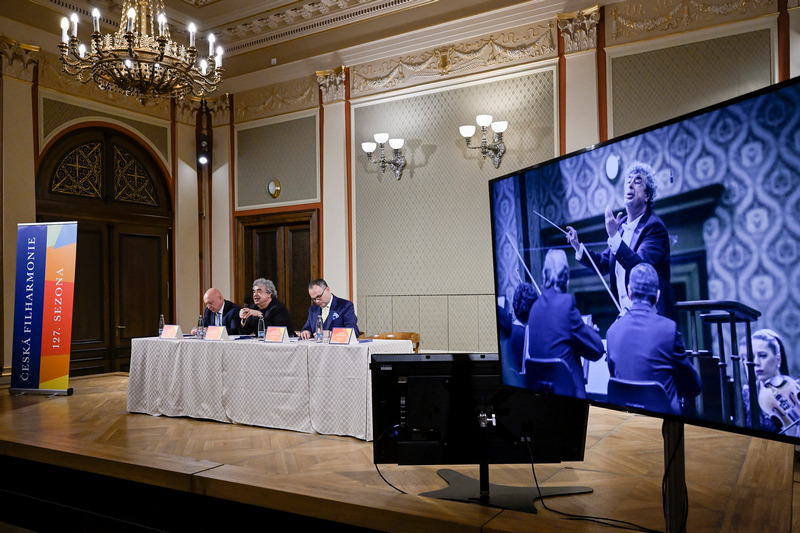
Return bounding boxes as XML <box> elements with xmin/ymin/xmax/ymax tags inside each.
<box><xmin>354</xmin><ymin>68</ymin><xmax>556</xmax><ymax>352</ymax></box>
<box><xmin>448</xmin><ymin>295</ymin><xmax>480</xmax><ymax>352</ymax></box>
<box><xmin>392</xmin><ymin>296</ymin><xmax>421</xmax><ymax>334</ymax></box>
<box><xmin>419</xmin><ymin>296</ymin><xmax>449</xmax><ymax>351</ymax></box>
<box><xmin>611</xmin><ymin>29</ymin><xmax>772</xmax><ymax>137</ymax></box>
<box><xmin>236</xmin><ymin>112</ymin><xmax>319</xmax><ymax>209</ymax></box>
<box><xmin>41</xmin><ymin>97</ymin><xmax>170</xmax><ymax>165</ymax></box>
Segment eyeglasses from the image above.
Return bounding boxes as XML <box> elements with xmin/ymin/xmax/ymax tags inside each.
<box><xmin>310</xmin><ymin>287</ymin><xmax>327</xmax><ymax>302</ymax></box>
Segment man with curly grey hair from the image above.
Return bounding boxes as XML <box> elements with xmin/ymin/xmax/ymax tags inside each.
<box><xmin>239</xmin><ymin>278</ymin><xmax>294</xmax><ymax>335</ymax></box>
<box><xmin>566</xmin><ymin>161</ymin><xmax>675</xmax><ymax>320</ymax></box>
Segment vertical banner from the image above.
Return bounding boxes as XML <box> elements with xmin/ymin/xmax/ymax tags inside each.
<box><xmin>11</xmin><ymin>222</ymin><xmax>77</xmax><ymax>395</ymax></box>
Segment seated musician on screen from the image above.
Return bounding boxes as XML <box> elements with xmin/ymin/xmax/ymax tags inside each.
<box><xmin>741</xmin><ymin>329</ymin><xmax>800</xmax><ymax>437</ymax></box>
<box><xmin>191</xmin><ymin>288</ymin><xmax>240</xmax><ymax>335</ymax></box>
<box><xmin>500</xmin><ymin>282</ymin><xmax>537</xmax><ymax>388</ymax></box>
<box><xmin>238</xmin><ymin>278</ymin><xmax>294</xmax><ymax>335</ymax></box>
<box><xmin>605</xmin><ymin>263</ymin><xmax>701</xmax><ymax>415</ymax></box>
<box><xmin>298</xmin><ymin>279</ymin><xmax>359</xmax><ymax>340</ymax></box>
<box><xmin>525</xmin><ymin>249</ymin><xmax>604</xmax><ymax>398</ymax></box>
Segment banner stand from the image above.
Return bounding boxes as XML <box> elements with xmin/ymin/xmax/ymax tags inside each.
<box><xmin>10</xmin><ymin>222</ymin><xmax>78</xmax><ymax>396</ymax></box>
<box><xmin>9</xmin><ymin>388</ymin><xmax>74</xmax><ymax>397</ymax></box>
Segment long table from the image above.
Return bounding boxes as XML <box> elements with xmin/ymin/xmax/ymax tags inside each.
<box><xmin>126</xmin><ymin>337</ymin><xmax>413</xmax><ymax>440</ymax></box>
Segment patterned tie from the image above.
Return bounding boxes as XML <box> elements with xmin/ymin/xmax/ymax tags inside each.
<box><xmin>322</xmin><ymin>304</ymin><xmax>329</xmax><ymax>323</ymax></box>
<box><xmin>216</xmin><ymin>312</ymin><xmax>221</xmax><ymax>326</ymax></box>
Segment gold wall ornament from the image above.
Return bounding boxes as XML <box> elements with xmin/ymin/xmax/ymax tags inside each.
<box><xmin>351</xmin><ymin>21</ymin><xmax>557</xmax><ymax>97</ymax></box>
<box><xmin>0</xmin><ymin>36</ymin><xmax>39</xmax><ymax>82</ymax></box>
<box><xmin>316</xmin><ymin>66</ymin><xmax>347</xmax><ymax>104</ymax></box>
<box><xmin>557</xmin><ymin>6</ymin><xmax>601</xmax><ymax>54</ymax></box>
<box><xmin>235</xmin><ymin>77</ymin><xmax>318</xmax><ymax>122</ymax></box>
<box><xmin>608</xmin><ymin>0</ymin><xmax>776</xmax><ymax>44</ymax></box>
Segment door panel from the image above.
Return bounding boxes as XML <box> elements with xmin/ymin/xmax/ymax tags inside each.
<box><xmin>113</xmin><ymin>226</ymin><xmax>170</xmax><ymax>371</ymax></box>
<box><xmin>70</xmin><ymin>220</ymin><xmax>111</xmax><ymax>375</ymax></box>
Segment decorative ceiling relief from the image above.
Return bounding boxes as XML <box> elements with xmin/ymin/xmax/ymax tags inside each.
<box><xmin>351</xmin><ymin>21</ymin><xmax>557</xmax><ymax>97</ymax></box>
<box><xmin>607</xmin><ymin>0</ymin><xmax>776</xmax><ymax>45</ymax></box>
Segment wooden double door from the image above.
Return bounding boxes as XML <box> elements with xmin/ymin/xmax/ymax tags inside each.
<box><xmin>236</xmin><ymin>210</ymin><xmax>319</xmax><ymax>334</ymax></box>
<box><xmin>37</xmin><ymin>128</ymin><xmax>172</xmax><ymax>374</ymax></box>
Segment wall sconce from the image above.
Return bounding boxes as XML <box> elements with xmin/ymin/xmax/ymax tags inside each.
<box><xmin>197</xmin><ymin>134</ymin><xmax>210</xmax><ymax>166</ymax></box>
<box><xmin>361</xmin><ymin>133</ymin><xmax>406</xmax><ymax>180</ymax></box>
<box><xmin>459</xmin><ymin>115</ymin><xmax>508</xmax><ymax>168</ymax></box>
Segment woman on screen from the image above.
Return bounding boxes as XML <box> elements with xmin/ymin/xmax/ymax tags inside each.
<box><xmin>742</xmin><ymin>329</ymin><xmax>800</xmax><ymax>437</ymax></box>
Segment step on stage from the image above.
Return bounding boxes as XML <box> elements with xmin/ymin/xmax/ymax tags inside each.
<box><xmin>0</xmin><ymin>374</ymin><xmax>796</xmax><ymax>532</ymax></box>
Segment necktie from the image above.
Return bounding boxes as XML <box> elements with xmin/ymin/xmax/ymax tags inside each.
<box><xmin>322</xmin><ymin>305</ymin><xmax>329</xmax><ymax>323</ymax></box>
<box><xmin>216</xmin><ymin>312</ymin><xmax>221</xmax><ymax>326</ymax></box>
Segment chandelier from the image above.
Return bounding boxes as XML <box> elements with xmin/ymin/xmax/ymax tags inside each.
<box><xmin>58</xmin><ymin>0</ymin><xmax>223</xmax><ymax>103</ymax></box>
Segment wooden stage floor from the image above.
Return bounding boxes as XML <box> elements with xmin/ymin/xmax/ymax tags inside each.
<box><xmin>0</xmin><ymin>373</ymin><xmax>797</xmax><ymax>532</ymax></box>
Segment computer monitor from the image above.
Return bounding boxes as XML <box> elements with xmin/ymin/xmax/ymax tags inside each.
<box><xmin>370</xmin><ymin>352</ymin><xmax>592</xmax><ymax>512</ymax></box>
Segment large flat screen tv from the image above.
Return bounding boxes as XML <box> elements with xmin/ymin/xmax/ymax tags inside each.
<box><xmin>489</xmin><ymin>75</ymin><xmax>800</xmax><ymax>446</ymax></box>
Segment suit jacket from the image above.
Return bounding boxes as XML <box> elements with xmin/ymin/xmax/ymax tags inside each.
<box><xmin>202</xmin><ymin>300</ymin><xmax>240</xmax><ymax>335</ymax></box>
<box><xmin>580</xmin><ymin>208</ymin><xmax>675</xmax><ymax>320</ymax></box>
<box><xmin>301</xmin><ymin>295</ymin><xmax>359</xmax><ymax>337</ymax></box>
<box><xmin>239</xmin><ymin>298</ymin><xmax>294</xmax><ymax>335</ymax></box>
<box><xmin>606</xmin><ymin>301</ymin><xmax>701</xmax><ymax>415</ymax></box>
<box><xmin>526</xmin><ymin>288</ymin><xmax>604</xmax><ymax>398</ymax></box>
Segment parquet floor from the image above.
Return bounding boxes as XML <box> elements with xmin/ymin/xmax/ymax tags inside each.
<box><xmin>0</xmin><ymin>373</ymin><xmax>797</xmax><ymax>532</ymax></box>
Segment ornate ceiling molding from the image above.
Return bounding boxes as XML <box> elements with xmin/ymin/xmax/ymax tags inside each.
<box><xmin>607</xmin><ymin>0</ymin><xmax>776</xmax><ymax>45</ymax></box>
<box><xmin>350</xmin><ymin>21</ymin><xmax>557</xmax><ymax>97</ymax></box>
<box><xmin>218</xmin><ymin>0</ymin><xmax>435</xmax><ymax>56</ymax></box>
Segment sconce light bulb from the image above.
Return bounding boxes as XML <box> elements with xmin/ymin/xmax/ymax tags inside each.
<box><xmin>361</xmin><ymin>142</ymin><xmax>377</xmax><ymax>153</ymax></box>
<box><xmin>389</xmin><ymin>138</ymin><xmax>404</xmax><ymax>150</ymax></box>
<box><xmin>198</xmin><ymin>155</ymin><xmax>208</xmax><ymax>165</ymax></box>
<box><xmin>491</xmin><ymin>121</ymin><xmax>508</xmax><ymax>133</ymax></box>
<box><xmin>476</xmin><ymin>114</ymin><xmax>493</xmax><ymax>127</ymax></box>
<box><xmin>373</xmin><ymin>132</ymin><xmax>389</xmax><ymax>144</ymax></box>
<box><xmin>459</xmin><ymin>125</ymin><xmax>476</xmax><ymax>138</ymax></box>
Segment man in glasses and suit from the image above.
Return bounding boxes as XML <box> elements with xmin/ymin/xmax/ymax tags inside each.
<box><xmin>299</xmin><ymin>279</ymin><xmax>359</xmax><ymax>340</ymax></box>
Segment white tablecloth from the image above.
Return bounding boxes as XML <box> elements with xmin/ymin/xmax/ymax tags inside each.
<box><xmin>126</xmin><ymin>337</ymin><xmax>412</xmax><ymax>440</ymax></box>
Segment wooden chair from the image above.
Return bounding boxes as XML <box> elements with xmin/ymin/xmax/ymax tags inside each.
<box><xmin>366</xmin><ymin>332</ymin><xmax>420</xmax><ymax>353</ymax></box>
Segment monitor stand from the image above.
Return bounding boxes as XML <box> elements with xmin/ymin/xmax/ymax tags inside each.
<box><xmin>420</xmin><ymin>416</ymin><xmax>593</xmax><ymax>514</ymax></box>
<box><xmin>421</xmin><ymin>467</ymin><xmax>593</xmax><ymax>514</ymax></box>
<box><xmin>662</xmin><ymin>419</ymin><xmax>688</xmax><ymax>532</ymax></box>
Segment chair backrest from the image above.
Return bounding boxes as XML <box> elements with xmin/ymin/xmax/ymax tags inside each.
<box><xmin>366</xmin><ymin>332</ymin><xmax>420</xmax><ymax>353</ymax></box>
<box><xmin>524</xmin><ymin>358</ymin><xmax>578</xmax><ymax>397</ymax></box>
<box><xmin>607</xmin><ymin>378</ymin><xmax>675</xmax><ymax>415</ymax></box>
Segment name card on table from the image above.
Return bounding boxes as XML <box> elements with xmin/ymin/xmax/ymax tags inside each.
<box><xmin>204</xmin><ymin>326</ymin><xmax>229</xmax><ymax>341</ymax></box>
<box><xmin>265</xmin><ymin>326</ymin><xmax>289</xmax><ymax>343</ymax></box>
<box><xmin>330</xmin><ymin>327</ymin><xmax>358</xmax><ymax>345</ymax></box>
<box><xmin>160</xmin><ymin>325</ymin><xmax>183</xmax><ymax>339</ymax></box>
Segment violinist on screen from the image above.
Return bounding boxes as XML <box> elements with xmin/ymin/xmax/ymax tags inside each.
<box><xmin>742</xmin><ymin>329</ymin><xmax>800</xmax><ymax>437</ymax></box>
<box><xmin>565</xmin><ymin>161</ymin><xmax>676</xmax><ymax>321</ymax></box>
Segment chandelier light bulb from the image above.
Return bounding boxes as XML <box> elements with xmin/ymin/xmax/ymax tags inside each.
<box><xmin>188</xmin><ymin>23</ymin><xmax>196</xmax><ymax>47</ymax></box>
<box><xmin>60</xmin><ymin>17</ymin><xmax>69</xmax><ymax>43</ymax></box>
<box><xmin>200</xmin><ymin>59</ymin><xmax>208</xmax><ymax>75</ymax></box>
<box><xmin>78</xmin><ymin>44</ymin><xmax>86</xmax><ymax>58</ymax></box>
<box><xmin>70</xmin><ymin>13</ymin><xmax>79</xmax><ymax>37</ymax></box>
<box><xmin>126</xmin><ymin>8</ymin><xmax>136</xmax><ymax>33</ymax></box>
<box><xmin>208</xmin><ymin>33</ymin><xmax>216</xmax><ymax>57</ymax></box>
<box><xmin>157</xmin><ymin>13</ymin><xmax>167</xmax><ymax>37</ymax></box>
<box><xmin>92</xmin><ymin>9</ymin><xmax>100</xmax><ymax>33</ymax></box>
<box><xmin>216</xmin><ymin>47</ymin><xmax>223</xmax><ymax>68</ymax></box>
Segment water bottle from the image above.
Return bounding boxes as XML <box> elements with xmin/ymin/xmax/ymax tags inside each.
<box><xmin>315</xmin><ymin>315</ymin><xmax>324</xmax><ymax>343</ymax></box>
<box><xmin>257</xmin><ymin>314</ymin><xmax>266</xmax><ymax>340</ymax></box>
<box><xmin>158</xmin><ymin>314</ymin><xmax>165</xmax><ymax>336</ymax></box>
<box><xmin>196</xmin><ymin>315</ymin><xmax>205</xmax><ymax>339</ymax></box>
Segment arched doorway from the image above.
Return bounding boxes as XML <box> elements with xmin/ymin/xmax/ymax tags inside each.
<box><xmin>36</xmin><ymin>127</ymin><xmax>173</xmax><ymax>374</ymax></box>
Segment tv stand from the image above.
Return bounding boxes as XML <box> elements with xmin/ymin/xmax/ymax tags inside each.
<box><xmin>421</xmin><ymin>411</ymin><xmax>593</xmax><ymax>514</ymax></box>
<box><xmin>662</xmin><ymin>419</ymin><xmax>688</xmax><ymax>532</ymax></box>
